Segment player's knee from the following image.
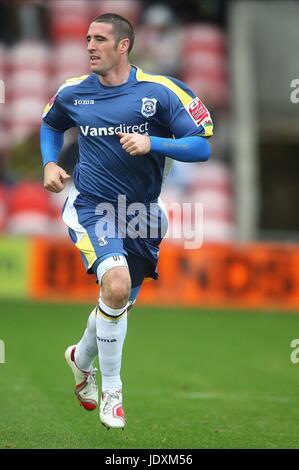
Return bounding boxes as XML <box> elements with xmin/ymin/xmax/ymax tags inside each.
<box><xmin>101</xmin><ymin>268</ymin><xmax>131</xmax><ymax>308</ymax></box>
<box><xmin>97</xmin><ymin>255</ymin><xmax>131</xmax><ymax>308</ymax></box>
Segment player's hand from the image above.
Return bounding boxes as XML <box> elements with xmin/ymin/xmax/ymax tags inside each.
<box><xmin>44</xmin><ymin>162</ymin><xmax>71</xmax><ymax>193</ymax></box>
<box><xmin>118</xmin><ymin>132</ymin><xmax>151</xmax><ymax>156</ymax></box>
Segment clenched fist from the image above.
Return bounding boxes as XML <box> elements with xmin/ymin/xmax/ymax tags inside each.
<box><xmin>44</xmin><ymin>162</ymin><xmax>71</xmax><ymax>193</ymax></box>
<box><xmin>118</xmin><ymin>132</ymin><xmax>151</xmax><ymax>156</ymax></box>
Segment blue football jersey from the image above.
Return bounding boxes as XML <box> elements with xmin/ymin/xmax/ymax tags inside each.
<box><xmin>42</xmin><ymin>66</ymin><xmax>213</xmax><ymax>205</ymax></box>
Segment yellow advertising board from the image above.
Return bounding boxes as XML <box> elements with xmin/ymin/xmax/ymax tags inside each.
<box><xmin>0</xmin><ymin>236</ymin><xmax>30</xmax><ymax>299</ymax></box>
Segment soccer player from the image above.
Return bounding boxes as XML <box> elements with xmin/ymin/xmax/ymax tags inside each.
<box><xmin>40</xmin><ymin>13</ymin><xmax>213</xmax><ymax>429</ymax></box>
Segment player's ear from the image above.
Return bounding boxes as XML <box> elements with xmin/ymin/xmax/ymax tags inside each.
<box><xmin>119</xmin><ymin>38</ymin><xmax>130</xmax><ymax>55</ymax></box>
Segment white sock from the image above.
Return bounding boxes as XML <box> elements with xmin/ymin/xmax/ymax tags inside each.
<box><xmin>74</xmin><ymin>307</ymin><xmax>98</xmax><ymax>371</ymax></box>
<box><xmin>96</xmin><ymin>298</ymin><xmax>128</xmax><ymax>392</ymax></box>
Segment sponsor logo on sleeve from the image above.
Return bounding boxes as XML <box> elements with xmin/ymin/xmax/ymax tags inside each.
<box><xmin>187</xmin><ymin>97</ymin><xmax>210</xmax><ymax>126</ymax></box>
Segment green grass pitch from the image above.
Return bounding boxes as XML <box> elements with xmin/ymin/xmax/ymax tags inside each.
<box><xmin>1</xmin><ymin>300</ymin><xmax>299</xmax><ymax>449</ymax></box>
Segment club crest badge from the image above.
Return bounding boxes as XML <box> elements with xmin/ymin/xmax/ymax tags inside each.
<box><xmin>141</xmin><ymin>97</ymin><xmax>157</xmax><ymax>118</ymax></box>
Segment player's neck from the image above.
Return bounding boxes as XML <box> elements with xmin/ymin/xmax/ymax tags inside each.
<box><xmin>98</xmin><ymin>63</ymin><xmax>131</xmax><ymax>87</ymax></box>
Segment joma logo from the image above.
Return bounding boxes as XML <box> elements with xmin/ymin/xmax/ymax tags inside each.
<box><xmin>97</xmin><ymin>337</ymin><xmax>117</xmax><ymax>343</ymax></box>
<box><xmin>74</xmin><ymin>99</ymin><xmax>95</xmax><ymax>105</ymax></box>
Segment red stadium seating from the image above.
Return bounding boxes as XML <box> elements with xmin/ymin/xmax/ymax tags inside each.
<box><xmin>7</xmin><ymin>182</ymin><xmax>52</xmax><ymax>235</ymax></box>
<box><xmin>182</xmin><ymin>24</ymin><xmax>226</xmax><ymax>55</ymax></box>
<box><xmin>8</xmin><ymin>97</ymin><xmax>45</xmax><ymax>143</ymax></box>
<box><xmin>0</xmin><ymin>184</ymin><xmax>7</xmax><ymax>232</ymax></box>
<box><xmin>6</xmin><ymin>41</ymin><xmax>50</xmax><ymax>142</ymax></box>
<box><xmin>51</xmin><ymin>41</ymin><xmax>89</xmax><ymax>90</ymax></box>
<box><xmin>161</xmin><ymin>159</ymin><xmax>236</xmax><ymax>244</ymax></box>
<box><xmin>8</xmin><ymin>40</ymin><xmax>50</xmax><ymax>74</ymax></box>
<box><xmin>49</xmin><ymin>0</ymin><xmax>91</xmax><ymax>43</ymax></box>
<box><xmin>182</xmin><ymin>24</ymin><xmax>229</xmax><ymax>108</ymax></box>
<box><xmin>7</xmin><ymin>70</ymin><xmax>50</xmax><ymax>100</ymax></box>
<box><xmin>189</xmin><ymin>161</ymin><xmax>236</xmax><ymax>241</ymax></box>
<box><xmin>90</xmin><ymin>0</ymin><xmax>142</xmax><ymax>27</ymax></box>
<box><xmin>0</xmin><ymin>43</ymin><xmax>7</xmax><ymax>79</ymax></box>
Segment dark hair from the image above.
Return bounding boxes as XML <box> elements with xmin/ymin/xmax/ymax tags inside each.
<box><xmin>92</xmin><ymin>13</ymin><xmax>135</xmax><ymax>54</ymax></box>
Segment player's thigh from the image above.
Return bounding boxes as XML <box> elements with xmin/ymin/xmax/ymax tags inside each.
<box><xmin>63</xmin><ymin>193</ymin><xmax>126</xmax><ymax>274</ymax></box>
<box><xmin>68</xmin><ymin>224</ymin><xmax>127</xmax><ymax>275</ymax></box>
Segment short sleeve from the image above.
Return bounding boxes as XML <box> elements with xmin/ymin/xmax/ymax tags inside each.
<box><xmin>42</xmin><ymin>90</ymin><xmax>75</xmax><ymax>131</ymax></box>
<box><xmin>161</xmin><ymin>78</ymin><xmax>213</xmax><ymax>139</ymax></box>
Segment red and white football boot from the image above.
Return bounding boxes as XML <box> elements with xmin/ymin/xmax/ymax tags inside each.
<box><xmin>100</xmin><ymin>390</ymin><xmax>126</xmax><ymax>429</ymax></box>
<box><xmin>65</xmin><ymin>345</ymin><xmax>98</xmax><ymax>411</ymax></box>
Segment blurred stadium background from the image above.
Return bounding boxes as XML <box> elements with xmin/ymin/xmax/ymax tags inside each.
<box><xmin>1</xmin><ymin>0</ymin><xmax>299</xmax><ymax>449</ymax></box>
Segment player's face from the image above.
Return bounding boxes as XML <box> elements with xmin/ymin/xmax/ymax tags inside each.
<box><xmin>86</xmin><ymin>22</ymin><xmax>122</xmax><ymax>75</ymax></box>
